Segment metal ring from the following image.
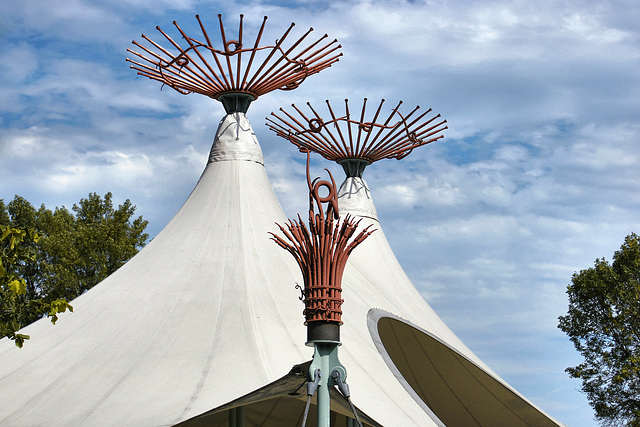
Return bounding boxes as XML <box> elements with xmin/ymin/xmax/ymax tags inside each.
<box><xmin>359</xmin><ymin>122</ymin><xmax>372</xmax><ymax>133</ymax></box>
<box><xmin>225</xmin><ymin>40</ymin><xmax>242</xmax><ymax>53</ymax></box>
<box><xmin>309</xmin><ymin>118</ymin><xmax>324</xmax><ymax>133</ymax></box>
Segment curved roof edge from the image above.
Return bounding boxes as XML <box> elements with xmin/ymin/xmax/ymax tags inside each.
<box><xmin>367</xmin><ymin>308</ymin><xmax>565</xmax><ymax>427</ymax></box>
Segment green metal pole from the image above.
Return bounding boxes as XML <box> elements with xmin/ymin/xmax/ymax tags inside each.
<box><xmin>317</xmin><ymin>343</ymin><xmax>333</xmax><ymax>427</ymax></box>
<box><xmin>237</xmin><ymin>407</ymin><xmax>245</xmax><ymax>426</ymax></box>
<box><xmin>309</xmin><ymin>342</ymin><xmax>346</xmax><ymax>427</ymax></box>
<box><xmin>228</xmin><ymin>407</ymin><xmax>245</xmax><ymax>427</ymax></box>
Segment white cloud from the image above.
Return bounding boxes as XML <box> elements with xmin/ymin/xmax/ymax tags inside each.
<box><xmin>562</xmin><ymin>11</ymin><xmax>630</xmax><ymax>44</ymax></box>
<box><xmin>5</xmin><ymin>0</ymin><xmax>128</xmax><ymax>44</ymax></box>
<box><xmin>0</xmin><ymin>44</ymin><xmax>39</xmax><ymax>85</ymax></box>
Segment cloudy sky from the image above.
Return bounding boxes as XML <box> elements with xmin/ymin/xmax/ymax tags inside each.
<box><xmin>2</xmin><ymin>0</ymin><xmax>639</xmax><ymax>425</ymax></box>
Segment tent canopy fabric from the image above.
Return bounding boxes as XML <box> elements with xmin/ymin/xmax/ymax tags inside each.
<box><xmin>176</xmin><ymin>361</ymin><xmax>381</xmax><ymax>427</ymax></box>
<box><xmin>369</xmin><ymin>310</ymin><xmax>559</xmax><ymax>427</ymax></box>
<box><xmin>0</xmin><ymin>113</ymin><xmax>562</xmax><ymax>426</ymax></box>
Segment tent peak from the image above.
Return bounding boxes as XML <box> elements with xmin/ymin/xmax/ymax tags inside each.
<box><xmin>337</xmin><ymin>176</ymin><xmax>378</xmax><ymax>222</ymax></box>
<box><xmin>208</xmin><ymin>113</ymin><xmax>264</xmax><ymax>164</ymax></box>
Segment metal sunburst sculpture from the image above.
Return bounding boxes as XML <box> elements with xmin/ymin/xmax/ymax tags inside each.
<box><xmin>127</xmin><ymin>14</ymin><xmax>342</xmax><ymax>113</ymax></box>
<box><xmin>267</xmin><ymin>98</ymin><xmax>448</xmax><ymax>176</ymax></box>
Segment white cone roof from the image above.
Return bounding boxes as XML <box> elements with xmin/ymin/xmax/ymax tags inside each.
<box><xmin>0</xmin><ymin>113</ymin><xmax>562</xmax><ymax>426</ymax></box>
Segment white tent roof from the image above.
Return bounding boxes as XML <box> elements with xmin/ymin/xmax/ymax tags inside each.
<box><xmin>0</xmin><ymin>113</ymin><xmax>562</xmax><ymax>426</ymax></box>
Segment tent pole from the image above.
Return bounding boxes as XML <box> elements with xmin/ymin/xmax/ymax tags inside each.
<box><xmin>237</xmin><ymin>407</ymin><xmax>245</xmax><ymax>427</ymax></box>
<box><xmin>309</xmin><ymin>342</ymin><xmax>344</xmax><ymax>427</ymax></box>
<box><xmin>316</xmin><ymin>343</ymin><xmax>333</xmax><ymax>427</ymax></box>
<box><xmin>228</xmin><ymin>407</ymin><xmax>245</xmax><ymax>427</ymax></box>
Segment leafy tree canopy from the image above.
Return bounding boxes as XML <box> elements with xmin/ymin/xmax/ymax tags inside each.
<box><xmin>0</xmin><ymin>193</ymin><xmax>149</xmax><ymax>347</ymax></box>
<box><xmin>558</xmin><ymin>233</ymin><xmax>640</xmax><ymax>426</ymax></box>
<box><xmin>0</xmin><ymin>224</ymin><xmax>72</xmax><ymax>347</ymax></box>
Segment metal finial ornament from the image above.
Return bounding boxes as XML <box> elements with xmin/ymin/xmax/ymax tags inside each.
<box><xmin>126</xmin><ymin>14</ymin><xmax>342</xmax><ymax>113</ymax></box>
<box><xmin>270</xmin><ymin>152</ymin><xmax>374</xmax><ymax>341</ymax></box>
<box><xmin>266</xmin><ymin>98</ymin><xmax>448</xmax><ymax>176</ymax></box>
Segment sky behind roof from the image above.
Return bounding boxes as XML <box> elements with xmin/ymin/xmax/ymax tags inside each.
<box><xmin>2</xmin><ymin>1</ymin><xmax>639</xmax><ymax>425</ymax></box>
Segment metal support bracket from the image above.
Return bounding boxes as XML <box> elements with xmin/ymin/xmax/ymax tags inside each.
<box><xmin>309</xmin><ymin>342</ymin><xmax>346</xmax><ymax>389</ymax></box>
<box><xmin>331</xmin><ymin>369</ymin><xmax>350</xmax><ymax>398</ymax></box>
<box><xmin>308</xmin><ymin>342</ymin><xmax>347</xmax><ymax>427</ymax></box>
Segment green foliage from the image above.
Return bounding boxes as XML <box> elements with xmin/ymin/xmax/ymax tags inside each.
<box><xmin>1</xmin><ymin>225</ymin><xmax>73</xmax><ymax>347</ymax></box>
<box><xmin>558</xmin><ymin>233</ymin><xmax>640</xmax><ymax>426</ymax></box>
<box><xmin>0</xmin><ymin>193</ymin><xmax>148</xmax><ymax>347</ymax></box>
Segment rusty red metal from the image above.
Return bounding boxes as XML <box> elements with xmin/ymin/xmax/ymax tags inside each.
<box><xmin>126</xmin><ymin>14</ymin><xmax>342</xmax><ymax>101</ymax></box>
<box><xmin>266</xmin><ymin>98</ymin><xmax>447</xmax><ymax>164</ymax></box>
<box><xmin>270</xmin><ymin>152</ymin><xmax>374</xmax><ymax>325</ymax></box>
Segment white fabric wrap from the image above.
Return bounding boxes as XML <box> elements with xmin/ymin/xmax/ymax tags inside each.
<box><xmin>337</xmin><ymin>176</ymin><xmax>379</xmax><ymax>221</ymax></box>
<box><xmin>209</xmin><ymin>112</ymin><xmax>264</xmax><ymax>164</ymax></box>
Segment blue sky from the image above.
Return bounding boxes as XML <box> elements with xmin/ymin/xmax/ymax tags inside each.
<box><xmin>2</xmin><ymin>1</ymin><xmax>639</xmax><ymax>425</ymax></box>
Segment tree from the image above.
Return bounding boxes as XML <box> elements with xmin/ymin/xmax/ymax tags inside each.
<box><xmin>1</xmin><ymin>225</ymin><xmax>72</xmax><ymax>347</ymax></box>
<box><xmin>0</xmin><ymin>193</ymin><xmax>149</xmax><ymax>346</ymax></box>
<box><xmin>558</xmin><ymin>233</ymin><xmax>640</xmax><ymax>426</ymax></box>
